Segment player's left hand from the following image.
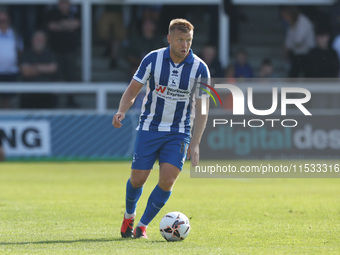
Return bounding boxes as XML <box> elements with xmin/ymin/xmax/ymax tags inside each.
<box><xmin>112</xmin><ymin>112</ymin><xmax>125</xmax><ymax>128</ymax></box>
<box><xmin>187</xmin><ymin>143</ymin><xmax>199</xmax><ymax>167</ymax></box>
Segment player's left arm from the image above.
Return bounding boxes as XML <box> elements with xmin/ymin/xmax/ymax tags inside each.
<box><xmin>187</xmin><ymin>97</ymin><xmax>209</xmax><ymax>167</ymax></box>
<box><xmin>188</xmin><ymin>63</ymin><xmax>210</xmax><ymax>166</ymax></box>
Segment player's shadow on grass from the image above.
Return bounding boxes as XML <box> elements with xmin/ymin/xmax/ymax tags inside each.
<box><xmin>0</xmin><ymin>237</ymin><xmax>130</xmax><ymax>246</ymax></box>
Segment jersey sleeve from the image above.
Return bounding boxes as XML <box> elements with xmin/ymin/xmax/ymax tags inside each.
<box><xmin>199</xmin><ymin>62</ymin><xmax>211</xmax><ymax>79</ymax></box>
<box><xmin>132</xmin><ymin>51</ymin><xmax>156</xmax><ymax>85</ymax></box>
<box><xmin>195</xmin><ymin>61</ymin><xmax>211</xmax><ymax>98</ymax></box>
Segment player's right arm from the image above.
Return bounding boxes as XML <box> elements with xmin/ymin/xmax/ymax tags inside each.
<box><xmin>113</xmin><ymin>51</ymin><xmax>154</xmax><ymax>128</ymax></box>
<box><xmin>112</xmin><ymin>79</ymin><xmax>143</xmax><ymax>128</ymax></box>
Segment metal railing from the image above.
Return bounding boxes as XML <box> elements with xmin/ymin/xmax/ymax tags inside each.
<box><xmin>0</xmin><ymin>83</ymin><xmax>127</xmax><ymax>113</ymax></box>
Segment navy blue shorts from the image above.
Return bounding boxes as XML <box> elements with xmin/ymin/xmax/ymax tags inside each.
<box><xmin>131</xmin><ymin>131</ymin><xmax>190</xmax><ymax>171</ymax></box>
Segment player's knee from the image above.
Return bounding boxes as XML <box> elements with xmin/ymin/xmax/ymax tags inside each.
<box><xmin>158</xmin><ymin>178</ymin><xmax>176</xmax><ymax>191</ymax></box>
<box><xmin>130</xmin><ymin>175</ymin><xmax>147</xmax><ymax>188</ymax></box>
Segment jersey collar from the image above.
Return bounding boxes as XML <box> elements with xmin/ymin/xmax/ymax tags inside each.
<box><xmin>164</xmin><ymin>46</ymin><xmax>194</xmax><ymax>67</ymax></box>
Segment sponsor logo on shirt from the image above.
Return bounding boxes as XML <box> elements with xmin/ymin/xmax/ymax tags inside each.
<box><xmin>156</xmin><ymin>84</ymin><xmax>167</xmax><ymax>93</ymax></box>
<box><xmin>155</xmin><ymin>84</ymin><xmax>190</xmax><ymax>101</ymax></box>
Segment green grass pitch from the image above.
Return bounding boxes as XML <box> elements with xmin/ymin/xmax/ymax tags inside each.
<box><xmin>0</xmin><ymin>162</ymin><xmax>339</xmax><ymax>254</ymax></box>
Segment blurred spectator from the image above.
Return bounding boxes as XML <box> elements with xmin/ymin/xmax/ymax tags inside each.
<box><xmin>332</xmin><ymin>35</ymin><xmax>340</xmax><ymax>76</ymax></box>
<box><xmin>223</xmin><ymin>64</ymin><xmax>236</xmax><ymax>110</ymax></box>
<box><xmin>259</xmin><ymin>58</ymin><xmax>275</xmax><ymax>79</ymax></box>
<box><xmin>138</xmin><ymin>5</ymin><xmax>162</xmax><ymax>23</ymax></box>
<box><xmin>233</xmin><ymin>49</ymin><xmax>254</xmax><ymax>78</ymax></box>
<box><xmin>200</xmin><ymin>44</ymin><xmax>223</xmax><ymax>78</ymax></box>
<box><xmin>305</xmin><ymin>28</ymin><xmax>339</xmax><ymax>78</ymax></box>
<box><xmin>207</xmin><ymin>6</ymin><xmax>219</xmax><ymax>44</ymax></box>
<box><xmin>97</xmin><ymin>6</ymin><xmax>126</xmax><ymax>69</ymax></box>
<box><xmin>159</xmin><ymin>5</ymin><xmax>190</xmax><ymax>37</ymax></box>
<box><xmin>45</xmin><ymin>0</ymin><xmax>80</xmax><ymax>107</ymax></box>
<box><xmin>299</xmin><ymin>6</ymin><xmax>329</xmax><ymax>33</ymax></box>
<box><xmin>125</xmin><ymin>18</ymin><xmax>164</xmax><ymax>77</ymax></box>
<box><xmin>280</xmin><ymin>6</ymin><xmax>315</xmax><ymax>78</ymax></box>
<box><xmin>21</xmin><ymin>31</ymin><xmax>57</xmax><ymax>82</ymax></box>
<box><xmin>329</xmin><ymin>0</ymin><xmax>340</xmax><ymax>37</ymax></box>
<box><xmin>224</xmin><ymin>0</ymin><xmax>246</xmax><ymax>44</ymax></box>
<box><xmin>127</xmin><ymin>5</ymin><xmax>162</xmax><ymax>40</ymax></box>
<box><xmin>9</xmin><ymin>5</ymin><xmax>37</xmax><ymax>48</ymax></box>
<box><xmin>45</xmin><ymin>0</ymin><xmax>80</xmax><ymax>82</ymax></box>
<box><xmin>124</xmin><ymin>18</ymin><xmax>164</xmax><ymax>109</ymax></box>
<box><xmin>20</xmin><ymin>31</ymin><xmax>58</xmax><ymax>108</ymax></box>
<box><xmin>0</xmin><ymin>9</ymin><xmax>23</xmax><ymax>109</ymax></box>
<box><xmin>224</xmin><ymin>64</ymin><xmax>236</xmax><ymax>84</ymax></box>
<box><xmin>0</xmin><ymin>135</ymin><xmax>4</xmax><ymax>161</ymax></box>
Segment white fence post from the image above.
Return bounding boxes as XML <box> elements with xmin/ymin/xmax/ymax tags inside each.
<box><xmin>96</xmin><ymin>86</ymin><xmax>107</xmax><ymax>113</ymax></box>
<box><xmin>82</xmin><ymin>0</ymin><xmax>92</xmax><ymax>82</ymax></box>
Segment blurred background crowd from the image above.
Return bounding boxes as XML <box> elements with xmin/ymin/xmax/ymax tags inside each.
<box><xmin>1</xmin><ymin>0</ymin><xmax>340</xmax><ymax>109</ymax></box>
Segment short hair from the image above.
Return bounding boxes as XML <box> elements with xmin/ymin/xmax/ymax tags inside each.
<box><xmin>168</xmin><ymin>18</ymin><xmax>194</xmax><ymax>34</ymax></box>
<box><xmin>261</xmin><ymin>58</ymin><xmax>272</xmax><ymax>66</ymax></box>
<box><xmin>279</xmin><ymin>6</ymin><xmax>299</xmax><ymax>23</ymax></box>
<box><xmin>236</xmin><ymin>48</ymin><xmax>247</xmax><ymax>56</ymax></box>
<box><xmin>315</xmin><ymin>26</ymin><xmax>330</xmax><ymax>36</ymax></box>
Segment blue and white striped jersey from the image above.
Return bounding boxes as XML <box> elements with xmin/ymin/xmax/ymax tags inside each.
<box><xmin>133</xmin><ymin>46</ymin><xmax>210</xmax><ymax>134</ymax></box>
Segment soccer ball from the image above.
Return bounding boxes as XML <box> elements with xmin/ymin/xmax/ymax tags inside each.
<box><xmin>159</xmin><ymin>212</ymin><xmax>190</xmax><ymax>241</ymax></box>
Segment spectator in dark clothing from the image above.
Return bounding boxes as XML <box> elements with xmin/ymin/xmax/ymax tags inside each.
<box><xmin>224</xmin><ymin>0</ymin><xmax>243</xmax><ymax>43</ymax></box>
<box><xmin>330</xmin><ymin>0</ymin><xmax>340</xmax><ymax>37</ymax></box>
<box><xmin>124</xmin><ymin>18</ymin><xmax>164</xmax><ymax>109</ymax></box>
<box><xmin>200</xmin><ymin>44</ymin><xmax>223</xmax><ymax>78</ymax></box>
<box><xmin>21</xmin><ymin>31</ymin><xmax>57</xmax><ymax>82</ymax></box>
<box><xmin>45</xmin><ymin>0</ymin><xmax>80</xmax><ymax>107</ymax></box>
<box><xmin>259</xmin><ymin>58</ymin><xmax>276</xmax><ymax>79</ymax></box>
<box><xmin>20</xmin><ymin>31</ymin><xmax>58</xmax><ymax>108</ymax></box>
<box><xmin>280</xmin><ymin>6</ymin><xmax>315</xmax><ymax>78</ymax></box>
<box><xmin>138</xmin><ymin>5</ymin><xmax>162</xmax><ymax>23</ymax></box>
<box><xmin>0</xmin><ymin>9</ymin><xmax>23</xmax><ymax>109</ymax></box>
<box><xmin>9</xmin><ymin>5</ymin><xmax>37</xmax><ymax>48</ymax></box>
<box><xmin>125</xmin><ymin>18</ymin><xmax>164</xmax><ymax>78</ymax></box>
<box><xmin>332</xmin><ymin>34</ymin><xmax>340</xmax><ymax>72</ymax></box>
<box><xmin>45</xmin><ymin>0</ymin><xmax>80</xmax><ymax>82</ymax></box>
<box><xmin>305</xmin><ymin>28</ymin><xmax>339</xmax><ymax>78</ymax></box>
<box><xmin>223</xmin><ymin>64</ymin><xmax>236</xmax><ymax>110</ymax></box>
<box><xmin>97</xmin><ymin>5</ymin><xmax>126</xmax><ymax>69</ymax></box>
<box><xmin>233</xmin><ymin>49</ymin><xmax>254</xmax><ymax>78</ymax></box>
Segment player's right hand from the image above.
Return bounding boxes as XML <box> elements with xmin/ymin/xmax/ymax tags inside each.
<box><xmin>112</xmin><ymin>112</ymin><xmax>125</xmax><ymax>128</ymax></box>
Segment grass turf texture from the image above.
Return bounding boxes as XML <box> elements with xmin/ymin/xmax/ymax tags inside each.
<box><xmin>0</xmin><ymin>162</ymin><xmax>339</xmax><ymax>255</ymax></box>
